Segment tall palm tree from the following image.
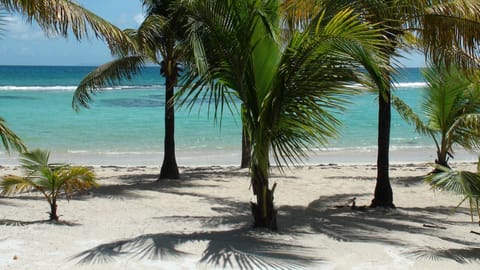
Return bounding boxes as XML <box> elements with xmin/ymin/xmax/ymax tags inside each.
<box><xmin>284</xmin><ymin>0</ymin><xmax>480</xmax><ymax>208</ymax></box>
<box><xmin>395</xmin><ymin>65</ymin><xmax>480</xmax><ymax>168</ymax></box>
<box><xmin>180</xmin><ymin>0</ymin><xmax>385</xmax><ymax>229</ymax></box>
<box><xmin>0</xmin><ymin>149</ymin><xmax>98</xmax><ymax>221</ymax></box>
<box><xmin>73</xmin><ymin>0</ymin><xmax>188</xmax><ymax>180</ymax></box>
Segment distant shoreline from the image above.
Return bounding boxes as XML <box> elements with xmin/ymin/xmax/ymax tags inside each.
<box><xmin>1</xmin><ymin>146</ymin><xmax>477</xmax><ymax>167</ymax></box>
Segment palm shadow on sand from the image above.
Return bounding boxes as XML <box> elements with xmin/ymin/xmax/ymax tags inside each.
<box><xmin>278</xmin><ymin>193</ymin><xmax>480</xmax><ymax>264</ymax></box>
<box><xmin>0</xmin><ymin>219</ymin><xmax>79</xmax><ymax>226</ymax></box>
<box><xmin>72</xmin><ymin>198</ymin><xmax>320</xmax><ymax>269</ymax></box>
<box><xmin>72</xmin><ymin>168</ymin><xmax>480</xmax><ymax>267</ymax></box>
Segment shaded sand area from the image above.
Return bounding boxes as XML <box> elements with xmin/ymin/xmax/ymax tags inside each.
<box><xmin>1</xmin><ymin>162</ymin><xmax>480</xmax><ymax>269</ymax></box>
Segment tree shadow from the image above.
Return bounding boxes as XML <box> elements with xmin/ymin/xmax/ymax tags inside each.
<box><xmin>0</xmin><ymin>219</ymin><xmax>79</xmax><ymax>226</ymax></box>
<box><xmin>84</xmin><ymin>167</ymin><xmax>250</xmax><ymax>201</ymax></box>
<box><xmin>73</xmin><ymin>226</ymin><xmax>319</xmax><ymax>269</ymax></box>
<box><xmin>279</xmin><ymin>194</ymin><xmax>480</xmax><ymax>247</ymax></box>
<box><xmin>409</xmin><ymin>247</ymin><xmax>480</xmax><ymax>264</ymax></box>
<box><xmin>73</xmin><ymin>191</ymin><xmax>318</xmax><ymax>269</ymax></box>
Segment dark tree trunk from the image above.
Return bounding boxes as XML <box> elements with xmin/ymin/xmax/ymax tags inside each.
<box><xmin>159</xmin><ymin>60</ymin><xmax>180</xmax><ymax>180</ymax></box>
<box><xmin>240</xmin><ymin>127</ymin><xmax>251</xmax><ymax>169</ymax></box>
<box><xmin>49</xmin><ymin>200</ymin><xmax>59</xmax><ymax>221</ymax></box>
<box><xmin>371</xmin><ymin>87</ymin><xmax>395</xmax><ymax>208</ymax></box>
<box><xmin>250</xmin><ymin>162</ymin><xmax>277</xmax><ymax>230</ymax></box>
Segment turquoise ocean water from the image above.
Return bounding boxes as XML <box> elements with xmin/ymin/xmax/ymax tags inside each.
<box><xmin>0</xmin><ymin>65</ymin><xmax>475</xmax><ymax>166</ymax></box>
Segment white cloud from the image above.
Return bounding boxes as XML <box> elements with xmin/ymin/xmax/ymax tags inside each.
<box><xmin>4</xmin><ymin>15</ymin><xmax>45</xmax><ymax>41</ymax></box>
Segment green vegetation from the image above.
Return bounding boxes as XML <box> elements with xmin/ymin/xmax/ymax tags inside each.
<box><xmin>395</xmin><ymin>65</ymin><xmax>480</xmax><ymax>168</ymax></box>
<box><xmin>285</xmin><ymin>0</ymin><xmax>480</xmax><ymax>208</ymax></box>
<box><xmin>180</xmin><ymin>0</ymin><xmax>385</xmax><ymax>229</ymax></box>
<box><xmin>0</xmin><ymin>149</ymin><xmax>98</xmax><ymax>221</ymax></box>
<box><xmin>0</xmin><ymin>0</ymin><xmax>134</xmax><ymax>53</ymax></box>
<box><xmin>426</xmin><ymin>158</ymin><xmax>480</xmax><ymax>224</ymax></box>
<box><xmin>0</xmin><ymin>117</ymin><xmax>26</xmax><ymax>154</ymax></box>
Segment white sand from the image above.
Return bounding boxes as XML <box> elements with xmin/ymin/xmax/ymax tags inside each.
<box><xmin>1</xmin><ymin>162</ymin><xmax>480</xmax><ymax>269</ymax></box>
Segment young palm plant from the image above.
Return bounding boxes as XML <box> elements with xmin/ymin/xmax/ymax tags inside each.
<box><xmin>180</xmin><ymin>0</ymin><xmax>385</xmax><ymax>229</ymax></box>
<box><xmin>425</xmin><ymin>158</ymin><xmax>480</xmax><ymax>224</ymax></box>
<box><xmin>0</xmin><ymin>149</ymin><xmax>98</xmax><ymax>221</ymax></box>
<box><xmin>394</xmin><ymin>65</ymin><xmax>480</xmax><ymax>168</ymax></box>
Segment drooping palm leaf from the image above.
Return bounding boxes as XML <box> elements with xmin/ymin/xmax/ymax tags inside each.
<box><xmin>0</xmin><ymin>0</ymin><xmax>136</xmax><ymax>55</ymax></box>
<box><xmin>422</xmin><ymin>0</ymin><xmax>480</xmax><ymax>69</ymax></box>
<box><xmin>426</xmin><ymin>163</ymin><xmax>480</xmax><ymax>223</ymax></box>
<box><xmin>0</xmin><ymin>117</ymin><xmax>26</xmax><ymax>154</ymax></box>
<box><xmin>73</xmin><ymin>56</ymin><xmax>146</xmax><ymax>111</ymax></box>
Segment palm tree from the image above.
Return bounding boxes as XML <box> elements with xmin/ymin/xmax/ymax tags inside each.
<box><xmin>0</xmin><ymin>149</ymin><xmax>98</xmax><ymax>221</ymax></box>
<box><xmin>180</xmin><ymin>0</ymin><xmax>385</xmax><ymax>229</ymax></box>
<box><xmin>73</xmin><ymin>0</ymin><xmax>189</xmax><ymax>180</ymax></box>
<box><xmin>284</xmin><ymin>0</ymin><xmax>480</xmax><ymax>208</ymax></box>
<box><xmin>425</xmin><ymin>158</ymin><xmax>480</xmax><ymax>224</ymax></box>
<box><xmin>395</xmin><ymin>65</ymin><xmax>480</xmax><ymax>168</ymax></box>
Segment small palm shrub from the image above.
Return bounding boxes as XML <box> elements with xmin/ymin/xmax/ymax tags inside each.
<box><xmin>0</xmin><ymin>149</ymin><xmax>98</xmax><ymax>221</ymax></box>
<box><xmin>425</xmin><ymin>159</ymin><xmax>480</xmax><ymax>224</ymax></box>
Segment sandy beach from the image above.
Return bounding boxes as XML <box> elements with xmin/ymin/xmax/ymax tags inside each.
<box><xmin>0</xmin><ymin>162</ymin><xmax>479</xmax><ymax>269</ymax></box>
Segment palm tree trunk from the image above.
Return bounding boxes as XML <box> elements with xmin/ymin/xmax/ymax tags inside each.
<box><xmin>159</xmin><ymin>61</ymin><xmax>180</xmax><ymax>180</ymax></box>
<box><xmin>240</xmin><ymin>104</ymin><xmax>251</xmax><ymax>168</ymax></box>
<box><xmin>371</xmin><ymin>86</ymin><xmax>395</xmax><ymax>208</ymax></box>
<box><xmin>49</xmin><ymin>199</ymin><xmax>59</xmax><ymax>221</ymax></box>
<box><xmin>240</xmin><ymin>127</ymin><xmax>251</xmax><ymax>168</ymax></box>
<box><xmin>435</xmin><ymin>135</ymin><xmax>451</xmax><ymax>168</ymax></box>
<box><xmin>250</xmin><ymin>144</ymin><xmax>277</xmax><ymax>230</ymax></box>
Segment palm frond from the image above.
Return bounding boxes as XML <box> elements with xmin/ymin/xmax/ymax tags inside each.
<box><xmin>57</xmin><ymin>166</ymin><xmax>97</xmax><ymax>199</ymax></box>
<box><xmin>426</xmin><ymin>165</ymin><xmax>480</xmax><ymax>222</ymax></box>
<box><xmin>392</xmin><ymin>95</ymin><xmax>430</xmax><ymax>135</ymax></box>
<box><xmin>0</xmin><ymin>0</ymin><xmax>136</xmax><ymax>55</ymax></box>
<box><xmin>0</xmin><ymin>117</ymin><xmax>26</xmax><ymax>153</ymax></box>
<box><xmin>72</xmin><ymin>56</ymin><xmax>146</xmax><ymax>111</ymax></box>
<box><xmin>135</xmin><ymin>14</ymin><xmax>168</xmax><ymax>57</ymax></box>
<box><xmin>422</xmin><ymin>0</ymin><xmax>480</xmax><ymax>69</ymax></box>
<box><xmin>0</xmin><ymin>175</ymin><xmax>36</xmax><ymax>195</ymax></box>
<box><xmin>18</xmin><ymin>148</ymin><xmax>50</xmax><ymax>174</ymax></box>
<box><xmin>267</xmin><ymin>8</ymin><xmax>385</xmax><ymax>166</ymax></box>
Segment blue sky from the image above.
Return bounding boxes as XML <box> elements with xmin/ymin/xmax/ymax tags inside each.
<box><xmin>0</xmin><ymin>1</ymin><xmax>426</xmax><ymax>67</ymax></box>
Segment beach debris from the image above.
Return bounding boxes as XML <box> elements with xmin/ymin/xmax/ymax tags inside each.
<box><xmin>13</xmin><ymin>255</ymin><xmax>18</xmax><ymax>260</ymax></box>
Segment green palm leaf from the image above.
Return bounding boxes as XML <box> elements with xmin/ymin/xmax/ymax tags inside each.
<box><xmin>426</xmin><ymin>164</ymin><xmax>480</xmax><ymax>223</ymax></box>
<box><xmin>73</xmin><ymin>56</ymin><xmax>146</xmax><ymax>111</ymax></box>
<box><xmin>0</xmin><ymin>117</ymin><xmax>26</xmax><ymax>154</ymax></box>
<box><xmin>0</xmin><ymin>0</ymin><xmax>136</xmax><ymax>55</ymax></box>
<box><xmin>423</xmin><ymin>0</ymin><xmax>480</xmax><ymax>69</ymax></box>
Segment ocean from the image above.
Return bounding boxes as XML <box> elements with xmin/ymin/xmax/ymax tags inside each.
<box><xmin>0</xmin><ymin>65</ymin><xmax>475</xmax><ymax>166</ymax></box>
